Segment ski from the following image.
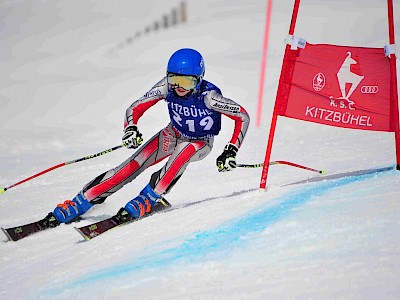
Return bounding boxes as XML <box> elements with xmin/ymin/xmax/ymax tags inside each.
<box><xmin>1</xmin><ymin>212</ymin><xmax>61</xmax><ymax>242</ymax></box>
<box><xmin>75</xmin><ymin>198</ymin><xmax>171</xmax><ymax>241</ymax></box>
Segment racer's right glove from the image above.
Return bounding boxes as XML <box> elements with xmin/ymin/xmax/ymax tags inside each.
<box><xmin>122</xmin><ymin>126</ymin><xmax>143</xmax><ymax>149</ymax></box>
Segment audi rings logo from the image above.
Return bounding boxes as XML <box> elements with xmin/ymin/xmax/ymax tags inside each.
<box><xmin>360</xmin><ymin>86</ymin><xmax>379</xmax><ymax>94</ymax></box>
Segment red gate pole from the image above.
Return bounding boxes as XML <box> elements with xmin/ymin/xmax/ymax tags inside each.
<box><xmin>260</xmin><ymin>0</ymin><xmax>301</xmax><ymax>189</ymax></box>
<box><xmin>387</xmin><ymin>0</ymin><xmax>400</xmax><ymax>170</ymax></box>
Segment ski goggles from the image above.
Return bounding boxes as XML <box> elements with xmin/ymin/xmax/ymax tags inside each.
<box><xmin>167</xmin><ymin>73</ymin><xmax>199</xmax><ymax>90</ymax></box>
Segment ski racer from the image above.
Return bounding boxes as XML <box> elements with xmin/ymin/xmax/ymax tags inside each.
<box><xmin>50</xmin><ymin>48</ymin><xmax>250</xmax><ymax>225</ymax></box>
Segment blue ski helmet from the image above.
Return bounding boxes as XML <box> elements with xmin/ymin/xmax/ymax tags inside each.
<box><xmin>167</xmin><ymin>48</ymin><xmax>205</xmax><ymax>90</ymax></box>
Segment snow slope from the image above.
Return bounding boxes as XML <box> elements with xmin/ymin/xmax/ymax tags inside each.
<box><xmin>0</xmin><ymin>1</ymin><xmax>399</xmax><ymax>299</ymax></box>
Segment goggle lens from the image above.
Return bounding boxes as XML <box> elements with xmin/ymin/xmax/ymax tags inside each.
<box><xmin>167</xmin><ymin>73</ymin><xmax>198</xmax><ymax>90</ymax></box>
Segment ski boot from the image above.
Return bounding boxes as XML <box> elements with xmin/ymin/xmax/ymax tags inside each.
<box><xmin>53</xmin><ymin>193</ymin><xmax>93</xmax><ymax>223</ymax></box>
<box><xmin>124</xmin><ymin>184</ymin><xmax>161</xmax><ymax>219</ymax></box>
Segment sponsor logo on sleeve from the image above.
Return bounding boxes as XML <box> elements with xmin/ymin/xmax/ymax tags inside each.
<box><xmin>211</xmin><ymin>98</ymin><xmax>240</xmax><ymax>114</ymax></box>
<box><xmin>144</xmin><ymin>89</ymin><xmax>162</xmax><ymax>98</ymax></box>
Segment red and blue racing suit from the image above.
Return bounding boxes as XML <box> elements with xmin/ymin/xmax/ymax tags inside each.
<box><xmin>81</xmin><ymin>77</ymin><xmax>250</xmax><ymax>204</ymax></box>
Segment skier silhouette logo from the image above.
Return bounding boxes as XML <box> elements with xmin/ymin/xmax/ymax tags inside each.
<box><xmin>336</xmin><ymin>52</ymin><xmax>364</xmax><ymax>103</ymax></box>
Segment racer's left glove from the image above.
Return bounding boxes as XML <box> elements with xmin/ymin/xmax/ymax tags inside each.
<box><xmin>216</xmin><ymin>143</ymin><xmax>238</xmax><ymax>172</ymax></box>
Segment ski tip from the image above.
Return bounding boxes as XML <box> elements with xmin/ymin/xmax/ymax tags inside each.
<box><xmin>74</xmin><ymin>227</ymin><xmax>90</xmax><ymax>241</ymax></box>
<box><xmin>0</xmin><ymin>187</ymin><xmax>5</xmax><ymax>195</ymax></box>
<box><xmin>1</xmin><ymin>227</ymin><xmax>13</xmax><ymax>242</ymax></box>
<box><xmin>320</xmin><ymin>170</ymin><xmax>327</xmax><ymax>175</ymax></box>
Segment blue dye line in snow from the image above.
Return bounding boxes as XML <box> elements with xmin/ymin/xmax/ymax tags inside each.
<box><xmin>47</xmin><ymin>166</ymin><xmax>394</xmax><ymax>294</ymax></box>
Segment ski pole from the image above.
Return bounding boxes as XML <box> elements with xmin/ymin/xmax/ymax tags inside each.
<box><xmin>1</xmin><ymin>144</ymin><xmax>126</xmax><ymax>195</ymax></box>
<box><xmin>238</xmin><ymin>160</ymin><xmax>327</xmax><ymax>174</ymax></box>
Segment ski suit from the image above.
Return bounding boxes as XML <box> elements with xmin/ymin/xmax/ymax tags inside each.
<box><xmin>81</xmin><ymin>77</ymin><xmax>250</xmax><ymax>204</ymax></box>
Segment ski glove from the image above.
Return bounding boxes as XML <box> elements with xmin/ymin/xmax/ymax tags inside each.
<box><xmin>216</xmin><ymin>143</ymin><xmax>238</xmax><ymax>172</ymax></box>
<box><xmin>122</xmin><ymin>126</ymin><xmax>143</xmax><ymax>149</ymax></box>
